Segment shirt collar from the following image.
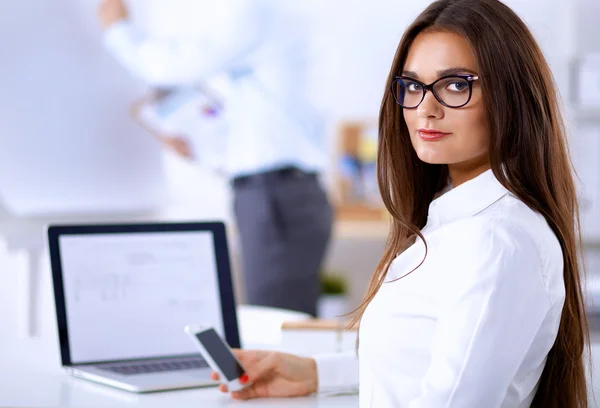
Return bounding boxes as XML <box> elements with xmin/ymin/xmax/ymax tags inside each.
<box><xmin>428</xmin><ymin>169</ymin><xmax>509</xmax><ymax>227</ymax></box>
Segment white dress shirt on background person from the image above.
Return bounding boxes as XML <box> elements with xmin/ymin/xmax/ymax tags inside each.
<box><xmin>103</xmin><ymin>0</ymin><xmax>326</xmax><ymax>178</ymax></box>
<box><xmin>315</xmin><ymin>169</ymin><xmax>565</xmax><ymax>408</ymax></box>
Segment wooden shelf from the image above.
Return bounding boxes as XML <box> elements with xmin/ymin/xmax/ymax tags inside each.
<box><xmin>334</xmin><ymin>203</ymin><xmax>386</xmax><ymax>221</ymax></box>
<box><xmin>333</xmin><ymin>219</ymin><xmax>390</xmax><ymax>240</ymax></box>
<box><xmin>281</xmin><ymin>319</ymin><xmax>358</xmax><ymax>331</ymax></box>
<box><xmin>331</xmin><ymin>202</ymin><xmax>391</xmax><ymax>240</ymax></box>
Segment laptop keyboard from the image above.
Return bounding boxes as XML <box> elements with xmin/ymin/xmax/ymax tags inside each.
<box><xmin>98</xmin><ymin>357</ymin><xmax>209</xmax><ymax>376</ymax></box>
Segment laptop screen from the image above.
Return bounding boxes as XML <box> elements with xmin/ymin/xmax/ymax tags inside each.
<box><xmin>57</xmin><ymin>230</ymin><xmax>225</xmax><ymax>364</ymax></box>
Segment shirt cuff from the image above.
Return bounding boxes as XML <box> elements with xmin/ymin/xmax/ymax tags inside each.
<box><xmin>103</xmin><ymin>21</ymin><xmax>135</xmax><ymax>53</ymax></box>
<box><xmin>313</xmin><ymin>352</ymin><xmax>359</xmax><ymax>395</ymax></box>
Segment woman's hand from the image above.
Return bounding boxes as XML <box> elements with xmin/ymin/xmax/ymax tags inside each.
<box><xmin>211</xmin><ymin>349</ymin><xmax>318</xmax><ymax>400</ymax></box>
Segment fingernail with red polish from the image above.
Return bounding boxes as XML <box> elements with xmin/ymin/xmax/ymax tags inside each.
<box><xmin>240</xmin><ymin>374</ymin><xmax>249</xmax><ymax>384</ymax></box>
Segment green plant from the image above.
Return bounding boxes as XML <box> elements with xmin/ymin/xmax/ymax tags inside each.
<box><xmin>320</xmin><ymin>272</ymin><xmax>348</xmax><ymax>295</ymax></box>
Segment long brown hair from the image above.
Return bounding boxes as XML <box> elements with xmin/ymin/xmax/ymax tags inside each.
<box><xmin>349</xmin><ymin>0</ymin><xmax>589</xmax><ymax>406</ymax></box>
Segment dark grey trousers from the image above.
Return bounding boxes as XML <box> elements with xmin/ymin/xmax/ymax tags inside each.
<box><xmin>233</xmin><ymin>168</ymin><xmax>333</xmax><ymax>316</ymax></box>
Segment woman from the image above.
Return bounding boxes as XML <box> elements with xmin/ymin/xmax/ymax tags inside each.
<box><xmin>212</xmin><ymin>0</ymin><xmax>589</xmax><ymax>406</ymax></box>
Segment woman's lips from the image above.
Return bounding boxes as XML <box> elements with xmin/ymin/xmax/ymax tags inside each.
<box><xmin>418</xmin><ymin>129</ymin><xmax>451</xmax><ymax>141</ymax></box>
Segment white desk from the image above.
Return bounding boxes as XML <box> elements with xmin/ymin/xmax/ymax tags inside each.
<box><xmin>0</xmin><ymin>305</ymin><xmax>359</xmax><ymax>407</ymax></box>
<box><xmin>0</xmin><ymin>371</ymin><xmax>357</xmax><ymax>408</ymax></box>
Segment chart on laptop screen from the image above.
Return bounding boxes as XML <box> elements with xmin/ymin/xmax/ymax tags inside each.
<box><xmin>58</xmin><ymin>231</ymin><xmax>224</xmax><ymax>364</ymax></box>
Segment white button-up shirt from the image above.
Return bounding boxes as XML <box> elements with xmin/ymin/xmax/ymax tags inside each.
<box><xmin>103</xmin><ymin>0</ymin><xmax>325</xmax><ymax>178</ymax></box>
<box><xmin>315</xmin><ymin>169</ymin><xmax>565</xmax><ymax>408</ymax></box>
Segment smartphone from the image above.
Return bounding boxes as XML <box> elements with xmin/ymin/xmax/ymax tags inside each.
<box><xmin>184</xmin><ymin>325</ymin><xmax>249</xmax><ymax>392</ymax></box>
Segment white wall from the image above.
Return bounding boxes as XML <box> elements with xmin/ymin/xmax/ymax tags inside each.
<box><xmin>572</xmin><ymin>0</ymin><xmax>600</xmax><ymax>285</ymax></box>
<box><xmin>575</xmin><ymin>0</ymin><xmax>600</xmax><ymax>52</ymax></box>
<box><xmin>0</xmin><ymin>0</ymin><xmax>170</xmax><ymax>217</ymax></box>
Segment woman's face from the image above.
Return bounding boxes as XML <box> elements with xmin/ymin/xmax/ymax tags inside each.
<box><xmin>402</xmin><ymin>30</ymin><xmax>490</xmax><ymax>177</ymax></box>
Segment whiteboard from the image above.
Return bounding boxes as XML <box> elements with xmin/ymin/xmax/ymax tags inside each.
<box><xmin>0</xmin><ymin>0</ymin><xmax>167</xmax><ymax>217</ymax></box>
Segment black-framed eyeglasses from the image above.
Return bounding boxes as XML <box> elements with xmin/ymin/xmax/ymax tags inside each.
<box><xmin>391</xmin><ymin>74</ymin><xmax>480</xmax><ymax>109</ymax></box>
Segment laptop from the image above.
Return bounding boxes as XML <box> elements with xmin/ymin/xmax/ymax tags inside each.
<box><xmin>48</xmin><ymin>222</ymin><xmax>240</xmax><ymax>393</ymax></box>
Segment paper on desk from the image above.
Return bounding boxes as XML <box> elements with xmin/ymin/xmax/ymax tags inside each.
<box><xmin>281</xmin><ymin>319</ymin><xmax>358</xmax><ymax>356</ymax></box>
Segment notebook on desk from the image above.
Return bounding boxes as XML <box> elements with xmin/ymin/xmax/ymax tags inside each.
<box><xmin>48</xmin><ymin>222</ymin><xmax>240</xmax><ymax>393</ymax></box>
<box><xmin>280</xmin><ymin>319</ymin><xmax>359</xmax><ymax>355</ymax></box>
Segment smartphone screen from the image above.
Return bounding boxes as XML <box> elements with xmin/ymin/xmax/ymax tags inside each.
<box><xmin>195</xmin><ymin>329</ymin><xmax>245</xmax><ymax>381</ymax></box>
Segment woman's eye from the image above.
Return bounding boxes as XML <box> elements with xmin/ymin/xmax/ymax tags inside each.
<box><xmin>447</xmin><ymin>81</ymin><xmax>468</xmax><ymax>92</ymax></box>
<box><xmin>407</xmin><ymin>82</ymin><xmax>422</xmax><ymax>92</ymax></box>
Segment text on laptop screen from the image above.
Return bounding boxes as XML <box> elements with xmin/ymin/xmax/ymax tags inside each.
<box><xmin>58</xmin><ymin>231</ymin><xmax>224</xmax><ymax>364</ymax></box>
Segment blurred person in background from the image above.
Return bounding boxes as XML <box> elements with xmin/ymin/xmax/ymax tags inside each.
<box><xmin>97</xmin><ymin>0</ymin><xmax>332</xmax><ymax>317</ymax></box>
